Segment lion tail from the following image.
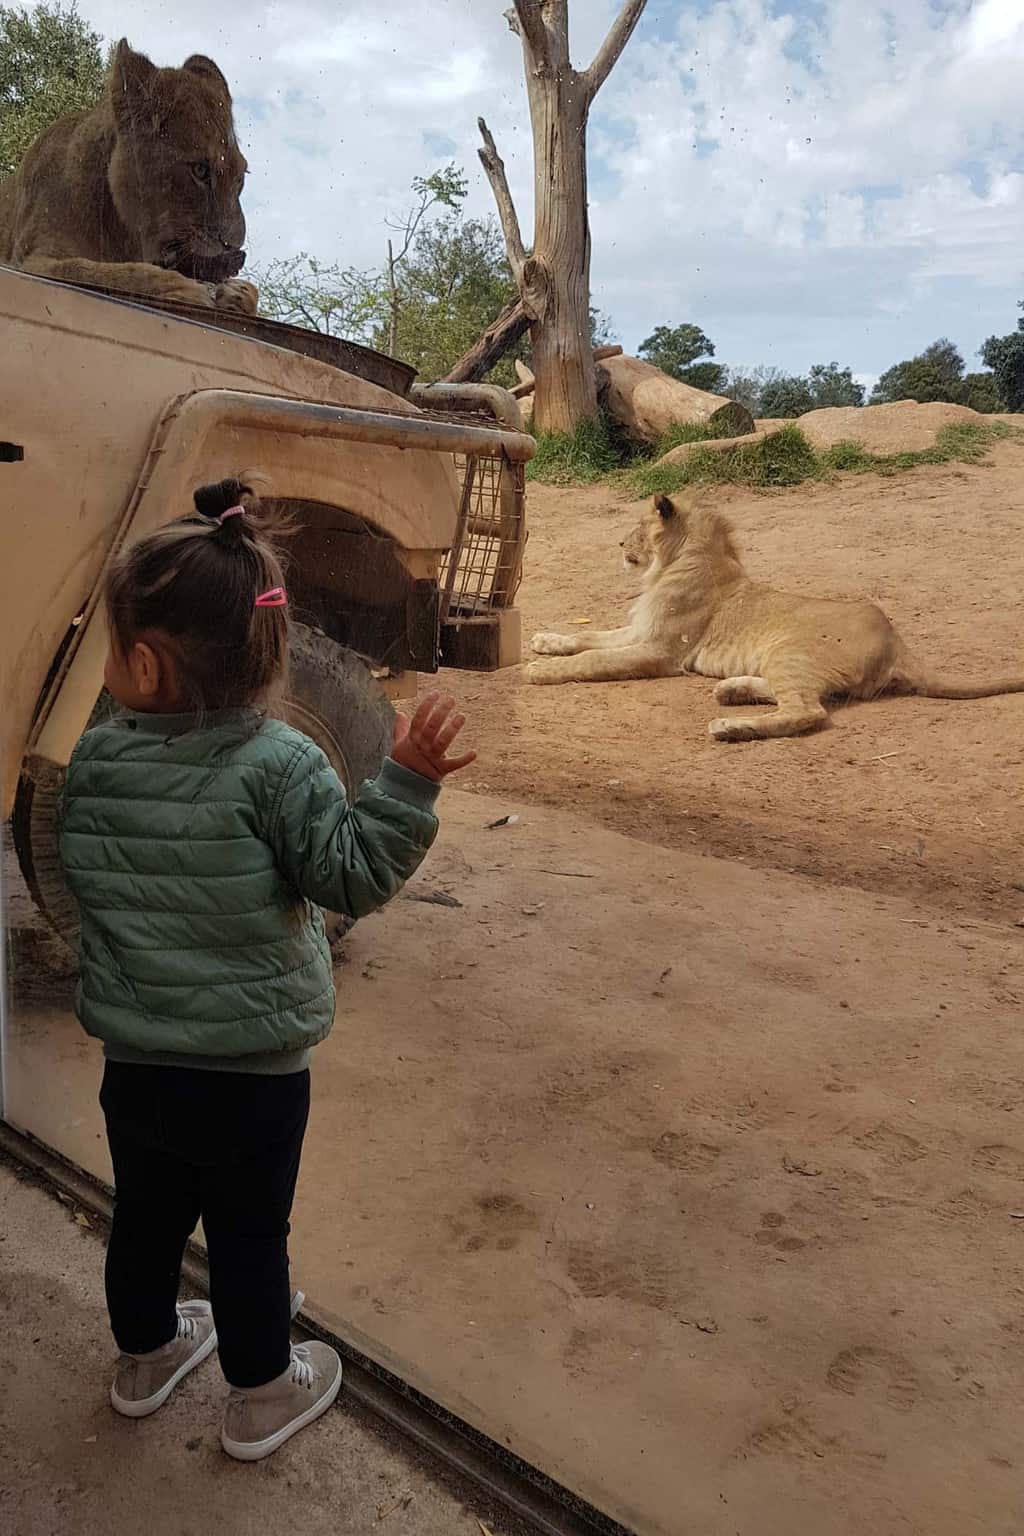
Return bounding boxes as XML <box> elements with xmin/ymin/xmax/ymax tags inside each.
<box><xmin>897</xmin><ymin>652</ymin><xmax>1024</xmax><ymax>700</ymax></box>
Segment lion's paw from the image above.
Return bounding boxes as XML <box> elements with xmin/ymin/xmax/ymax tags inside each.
<box><xmin>163</xmin><ymin>273</ymin><xmax>216</xmax><ymax>308</ymax></box>
<box><xmin>709</xmin><ymin>715</ymin><xmax>762</xmax><ymax>743</ymax></box>
<box><xmin>525</xmin><ymin>660</ymin><xmax>561</xmax><ymax>685</ymax></box>
<box><xmin>214</xmin><ymin>278</ymin><xmax>259</xmax><ymax>315</ymax></box>
<box><xmin>531</xmin><ymin>632</ymin><xmax>577</xmax><ymax>657</ymax></box>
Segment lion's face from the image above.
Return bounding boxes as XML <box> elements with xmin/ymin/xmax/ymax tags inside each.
<box><xmin>108</xmin><ymin>43</ymin><xmax>248</xmax><ymax>284</ymax></box>
<box><xmin>621</xmin><ymin>495</ymin><xmax>690</xmax><ymax>573</ymax></box>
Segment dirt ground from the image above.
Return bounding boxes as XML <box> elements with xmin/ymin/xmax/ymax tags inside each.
<box><xmin>451</xmin><ymin>438</ymin><xmax>1024</xmax><ymax>927</ymax></box>
<box><xmin>7</xmin><ymin>786</ymin><xmax>1024</xmax><ymax>1536</ymax></box>
<box><xmin>0</xmin><ymin>1157</ymin><xmax>529</xmax><ymax>1536</ymax></box>
<box><xmin>4</xmin><ymin>444</ymin><xmax>1024</xmax><ymax>1536</ymax></box>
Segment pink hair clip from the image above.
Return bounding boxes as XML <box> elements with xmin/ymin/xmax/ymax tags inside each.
<box><xmin>255</xmin><ymin>586</ymin><xmax>287</xmax><ymax>608</ymax></box>
<box><xmin>219</xmin><ymin>506</ymin><xmax>245</xmax><ymax>522</ymax></box>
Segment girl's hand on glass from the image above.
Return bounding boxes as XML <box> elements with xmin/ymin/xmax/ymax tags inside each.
<box><xmin>391</xmin><ymin>692</ymin><xmax>476</xmax><ymax>782</ymax></box>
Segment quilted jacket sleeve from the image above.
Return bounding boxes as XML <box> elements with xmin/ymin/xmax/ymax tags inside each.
<box><xmin>270</xmin><ymin>743</ymin><xmax>440</xmax><ymax>919</ymax></box>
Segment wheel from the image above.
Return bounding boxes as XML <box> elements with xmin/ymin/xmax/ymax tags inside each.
<box><xmin>273</xmin><ymin>625</ymin><xmax>395</xmax><ymax>942</ymax></box>
<box><xmin>12</xmin><ymin>626</ymin><xmax>395</xmax><ymax>956</ymax></box>
<box><xmin>12</xmin><ymin>691</ymin><xmax>117</xmax><ymax>959</ymax></box>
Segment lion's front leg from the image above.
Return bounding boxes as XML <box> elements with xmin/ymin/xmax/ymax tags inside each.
<box><xmin>531</xmin><ymin>625</ymin><xmax>634</xmax><ymax>657</ymax></box>
<box><xmin>526</xmin><ymin>643</ymin><xmax>675</xmax><ymax>685</ymax></box>
<box><xmin>214</xmin><ymin>278</ymin><xmax>259</xmax><ymax>314</ymax></box>
<box><xmin>21</xmin><ymin>254</ymin><xmax>216</xmax><ymax>308</ymax></box>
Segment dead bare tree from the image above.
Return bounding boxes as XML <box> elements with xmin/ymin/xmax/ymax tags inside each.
<box><xmin>477</xmin><ymin>1</ymin><xmax>647</xmax><ymax>435</ymax></box>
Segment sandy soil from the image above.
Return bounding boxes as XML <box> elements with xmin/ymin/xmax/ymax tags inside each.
<box><xmin>0</xmin><ymin>1158</ymin><xmax>529</xmax><ymax>1536</ymax></box>
<box><xmin>4</xmin><ymin>445</ymin><xmax>1024</xmax><ymax>1536</ymax></box>
<box><xmin>450</xmin><ymin>438</ymin><xmax>1024</xmax><ymax>927</ymax></box>
<box><xmin>7</xmin><ymin>791</ymin><xmax>1024</xmax><ymax>1536</ymax></box>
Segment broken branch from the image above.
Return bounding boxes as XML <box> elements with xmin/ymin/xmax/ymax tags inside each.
<box><xmin>443</xmin><ymin>296</ymin><xmax>530</xmax><ymax>383</ymax></box>
<box><xmin>477</xmin><ymin>117</ymin><xmax>528</xmax><ymax>285</ymax></box>
<box><xmin>585</xmin><ymin>0</ymin><xmax>648</xmax><ymax>102</ymax></box>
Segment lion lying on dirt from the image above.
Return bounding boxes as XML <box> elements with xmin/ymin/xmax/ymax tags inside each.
<box><xmin>527</xmin><ymin>493</ymin><xmax>1024</xmax><ymax>741</ymax></box>
<box><xmin>0</xmin><ymin>40</ymin><xmax>256</xmax><ymax>314</ymax></box>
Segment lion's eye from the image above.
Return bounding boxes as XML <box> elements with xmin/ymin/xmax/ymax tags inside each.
<box><xmin>190</xmin><ymin>160</ymin><xmax>211</xmax><ymax>184</ymax></box>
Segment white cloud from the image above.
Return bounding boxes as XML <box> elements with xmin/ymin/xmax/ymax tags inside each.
<box><xmin>45</xmin><ymin>1</ymin><xmax>1024</xmax><ymax>376</ymax></box>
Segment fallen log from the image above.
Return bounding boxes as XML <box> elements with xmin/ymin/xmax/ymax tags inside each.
<box><xmin>592</xmin><ymin>344</ymin><xmax>623</xmax><ymax>362</ymax></box>
<box><xmin>443</xmin><ymin>297</ymin><xmax>530</xmax><ymax>383</ymax></box>
<box><xmin>657</xmin><ymin>426</ymin><xmax>781</xmax><ymax>465</ymax></box>
<box><xmin>597</xmin><ymin>353</ymin><xmax>754</xmax><ymax>443</ymax></box>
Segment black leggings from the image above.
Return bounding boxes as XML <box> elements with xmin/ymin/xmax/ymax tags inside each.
<box><xmin>100</xmin><ymin>1060</ymin><xmax>310</xmax><ymax>1389</ymax></box>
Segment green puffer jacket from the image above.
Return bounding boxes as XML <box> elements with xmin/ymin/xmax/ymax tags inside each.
<box><xmin>59</xmin><ymin>708</ymin><xmax>439</xmax><ymax>1074</ymax></box>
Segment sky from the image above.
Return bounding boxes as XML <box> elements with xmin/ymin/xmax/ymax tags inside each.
<box><xmin>58</xmin><ymin>1</ymin><xmax>1024</xmax><ymax>387</ymax></box>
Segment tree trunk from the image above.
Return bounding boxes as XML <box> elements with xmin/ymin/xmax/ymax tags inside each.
<box><xmin>523</xmin><ymin>49</ymin><xmax>595</xmax><ymax>435</ymax></box>
<box><xmin>597</xmin><ymin>353</ymin><xmax>755</xmax><ymax>443</ymax></box>
<box><xmin>442</xmin><ymin>297</ymin><xmax>530</xmax><ymax>383</ymax></box>
<box><xmin>479</xmin><ymin>2</ymin><xmax>647</xmax><ymax>437</ymax></box>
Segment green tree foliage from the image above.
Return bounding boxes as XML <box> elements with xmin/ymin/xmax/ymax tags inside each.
<box><xmin>871</xmin><ymin>337</ymin><xmax>1002</xmax><ymax>412</ymax></box>
<box><xmin>958</xmin><ymin>371</ymin><xmax>1004</xmax><ymax>415</ymax></box>
<box><xmin>722</xmin><ymin>365</ymin><xmax>778</xmax><ymax>416</ymax></box>
<box><xmin>722</xmin><ymin>360</ymin><xmax>865</xmax><ymax>417</ymax></box>
<box><xmin>372</xmin><ymin>212</ymin><xmax>523</xmax><ymax>383</ymax></box>
<box><xmin>638</xmin><ymin>322</ymin><xmax>726</xmax><ymax>392</ymax></box>
<box><xmin>382</xmin><ymin>163</ymin><xmax>468</xmax><ymax>354</ymax></box>
<box><xmin>249</xmin><ymin>253</ymin><xmax>381</xmax><ymax>340</ymax></box>
<box><xmin>0</xmin><ymin>2</ymin><xmax>107</xmax><ymax>179</ymax></box>
<box><xmin>759</xmin><ymin>374</ymin><xmax>815</xmax><ymax>417</ymax></box>
<box><xmin>255</xmin><ymin>164</ymin><xmax>532</xmax><ymax>384</ymax></box>
<box><xmin>807</xmin><ymin>361</ymin><xmax>865</xmax><ymax>408</ymax></box>
<box><xmin>981</xmin><ymin>303</ymin><xmax>1024</xmax><ymax>412</ymax></box>
<box><xmin>871</xmin><ymin>338</ymin><xmax>962</xmax><ymax>405</ymax></box>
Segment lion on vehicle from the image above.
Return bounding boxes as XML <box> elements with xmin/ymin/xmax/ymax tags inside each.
<box><xmin>0</xmin><ymin>39</ymin><xmax>256</xmax><ymax>314</ymax></box>
<box><xmin>527</xmin><ymin>492</ymin><xmax>1024</xmax><ymax>742</ymax></box>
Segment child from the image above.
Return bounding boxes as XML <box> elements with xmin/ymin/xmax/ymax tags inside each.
<box><xmin>59</xmin><ymin>477</ymin><xmax>474</xmax><ymax>1461</ymax></box>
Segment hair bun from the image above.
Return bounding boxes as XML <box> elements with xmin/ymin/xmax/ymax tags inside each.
<box><xmin>193</xmin><ymin>477</ymin><xmax>253</xmax><ymax>520</ymax></box>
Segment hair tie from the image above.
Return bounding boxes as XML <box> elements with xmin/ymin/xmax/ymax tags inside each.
<box><xmin>255</xmin><ymin>586</ymin><xmax>287</xmax><ymax>608</ymax></box>
<box><xmin>219</xmin><ymin>506</ymin><xmax>245</xmax><ymax>523</ymax></box>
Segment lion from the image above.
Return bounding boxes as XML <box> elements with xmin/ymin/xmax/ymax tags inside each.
<box><xmin>527</xmin><ymin>492</ymin><xmax>1024</xmax><ymax>742</ymax></box>
<box><xmin>0</xmin><ymin>40</ymin><xmax>256</xmax><ymax>314</ymax></box>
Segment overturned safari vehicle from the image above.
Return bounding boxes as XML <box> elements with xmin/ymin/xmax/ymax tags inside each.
<box><xmin>1</xmin><ymin>265</ymin><xmax>533</xmax><ymax>946</ymax></box>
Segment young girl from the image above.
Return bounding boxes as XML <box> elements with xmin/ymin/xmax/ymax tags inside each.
<box><xmin>59</xmin><ymin>477</ymin><xmax>474</xmax><ymax>1461</ymax></box>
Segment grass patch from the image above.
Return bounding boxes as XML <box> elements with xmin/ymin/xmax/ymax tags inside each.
<box><xmin>614</xmin><ymin>419</ymin><xmax>1014</xmax><ymax>498</ymax></box>
<box><xmin>619</xmin><ymin>424</ymin><xmax>818</xmax><ymax>497</ymax></box>
<box><xmin>818</xmin><ymin>420</ymin><xmax>1013</xmax><ymax>478</ymax></box>
<box><xmin>526</xmin><ymin>414</ymin><xmax>622</xmax><ymax>484</ymax></box>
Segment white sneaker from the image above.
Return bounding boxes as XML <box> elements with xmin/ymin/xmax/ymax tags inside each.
<box><xmin>110</xmin><ymin>1301</ymin><xmax>217</xmax><ymax>1418</ymax></box>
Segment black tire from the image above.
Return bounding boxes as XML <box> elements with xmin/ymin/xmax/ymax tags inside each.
<box><xmin>12</xmin><ymin>691</ymin><xmax>117</xmax><ymax>959</ymax></box>
<box><xmin>12</xmin><ymin>625</ymin><xmax>394</xmax><ymax>956</ymax></box>
<box><xmin>273</xmin><ymin>626</ymin><xmax>395</xmax><ymax>942</ymax></box>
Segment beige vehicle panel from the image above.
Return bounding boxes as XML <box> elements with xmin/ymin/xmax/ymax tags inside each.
<box><xmin>1</xmin><ymin>268</ymin><xmax>460</xmax><ymax>812</ymax></box>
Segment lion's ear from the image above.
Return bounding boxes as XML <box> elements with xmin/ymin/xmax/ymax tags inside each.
<box><xmin>654</xmin><ymin>495</ymin><xmax>676</xmax><ymax>521</ymax></box>
<box><xmin>109</xmin><ymin>41</ymin><xmax>156</xmax><ymax>130</ymax></box>
<box><xmin>183</xmin><ymin>55</ymin><xmax>231</xmax><ymax>95</ymax></box>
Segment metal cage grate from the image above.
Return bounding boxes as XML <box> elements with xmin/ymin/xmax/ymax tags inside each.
<box><xmin>439</xmin><ymin>451</ymin><xmax>526</xmax><ymax>621</ymax></box>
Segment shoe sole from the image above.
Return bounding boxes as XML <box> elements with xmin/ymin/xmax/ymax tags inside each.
<box><xmin>110</xmin><ymin>1328</ymin><xmax>219</xmax><ymax>1419</ymax></box>
<box><xmin>220</xmin><ymin>1364</ymin><xmax>343</xmax><ymax>1462</ymax></box>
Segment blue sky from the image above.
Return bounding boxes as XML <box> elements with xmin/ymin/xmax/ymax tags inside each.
<box><xmin>63</xmin><ymin>1</ymin><xmax>1024</xmax><ymax>386</ymax></box>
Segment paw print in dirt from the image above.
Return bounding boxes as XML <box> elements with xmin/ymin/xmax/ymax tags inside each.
<box><xmin>447</xmin><ymin>1193</ymin><xmax>538</xmax><ymax>1255</ymax></box>
<box><xmin>753</xmin><ymin>1211</ymin><xmax>807</xmax><ymax>1253</ymax></box>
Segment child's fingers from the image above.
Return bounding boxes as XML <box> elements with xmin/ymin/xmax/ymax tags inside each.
<box><xmin>418</xmin><ymin>693</ymin><xmax>455</xmax><ymax>744</ymax></box>
<box><xmin>392</xmin><ymin>712</ymin><xmax>411</xmax><ymax>747</ymax></box>
<box><xmin>439</xmin><ymin>749</ymin><xmax>476</xmax><ymax>775</ymax></box>
<box><xmin>431</xmin><ymin>713</ymin><xmax>466</xmax><ymax>754</ymax></box>
<box><xmin>408</xmin><ymin>691</ymin><xmax>442</xmax><ymax>737</ymax></box>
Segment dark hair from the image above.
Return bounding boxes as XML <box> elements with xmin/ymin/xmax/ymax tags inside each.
<box><xmin>105</xmin><ymin>476</ymin><xmax>290</xmax><ymax>711</ymax></box>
